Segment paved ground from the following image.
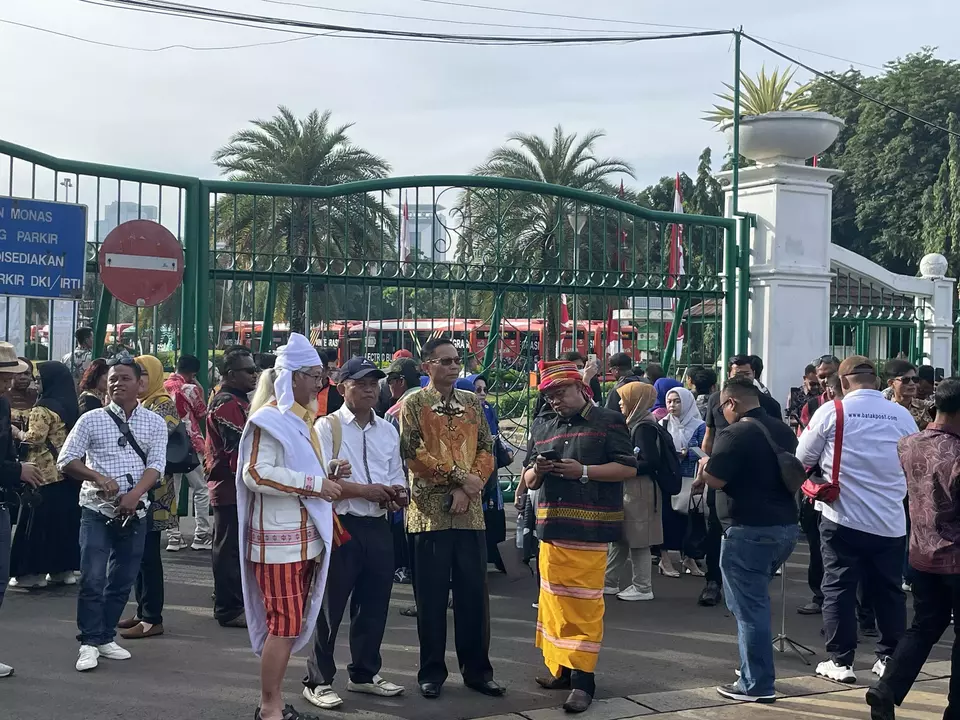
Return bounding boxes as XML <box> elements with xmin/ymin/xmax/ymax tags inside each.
<box><xmin>0</xmin><ymin>525</ymin><xmax>952</xmax><ymax>720</ymax></box>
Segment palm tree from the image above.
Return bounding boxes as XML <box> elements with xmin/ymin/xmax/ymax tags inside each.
<box><xmin>458</xmin><ymin>126</ymin><xmax>634</xmax><ymax>358</ymax></box>
<box><xmin>211</xmin><ymin>106</ymin><xmax>395</xmax><ymax>334</ymax></box>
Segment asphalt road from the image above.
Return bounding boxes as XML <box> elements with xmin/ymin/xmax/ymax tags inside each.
<box><xmin>0</xmin><ymin>526</ymin><xmax>949</xmax><ymax>720</ymax></box>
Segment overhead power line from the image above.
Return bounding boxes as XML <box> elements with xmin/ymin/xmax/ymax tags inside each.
<box><xmin>85</xmin><ymin>0</ymin><xmax>734</xmax><ymax>45</ymax></box>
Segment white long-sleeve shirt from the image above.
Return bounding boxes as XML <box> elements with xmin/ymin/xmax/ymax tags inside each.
<box><xmin>316</xmin><ymin>405</ymin><xmax>405</xmax><ymax>518</ymax></box>
<box><xmin>796</xmin><ymin>388</ymin><xmax>917</xmax><ymax>537</ymax></box>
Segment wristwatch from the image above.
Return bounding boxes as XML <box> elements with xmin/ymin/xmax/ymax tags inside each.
<box><xmin>580</xmin><ymin>465</ymin><xmax>590</xmax><ymax>484</ymax></box>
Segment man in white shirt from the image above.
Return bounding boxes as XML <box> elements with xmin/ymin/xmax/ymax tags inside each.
<box><xmin>302</xmin><ymin>357</ymin><xmax>407</xmax><ymax>710</ymax></box>
<box><xmin>796</xmin><ymin>356</ymin><xmax>917</xmax><ymax>684</ymax></box>
<box><xmin>58</xmin><ymin>355</ymin><xmax>169</xmax><ymax>673</ymax></box>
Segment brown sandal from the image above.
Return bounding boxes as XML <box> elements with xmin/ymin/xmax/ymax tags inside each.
<box><xmin>120</xmin><ymin>622</ymin><xmax>164</xmax><ymax>639</ymax></box>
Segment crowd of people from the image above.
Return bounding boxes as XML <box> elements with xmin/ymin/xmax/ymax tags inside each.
<box><xmin>0</xmin><ymin>326</ymin><xmax>957</xmax><ymax>720</ymax></box>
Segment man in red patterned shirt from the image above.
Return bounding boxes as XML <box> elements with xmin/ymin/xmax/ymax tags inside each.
<box><xmin>164</xmin><ymin>354</ymin><xmax>212</xmax><ymax>551</ymax></box>
<box><xmin>867</xmin><ymin>377</ymin><xmax>960</xmax><ymax>720</ymax></box>
<box><xmin>205</xmin><ymin>348</ymin><xmax>258</xmax><ymax>628</ymax></box>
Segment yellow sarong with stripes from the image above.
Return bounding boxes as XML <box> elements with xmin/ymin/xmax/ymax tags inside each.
<box><xmin>535</xmin><ymin>540</ymin><xmax>607</xmax><ymax>675</ymax></box>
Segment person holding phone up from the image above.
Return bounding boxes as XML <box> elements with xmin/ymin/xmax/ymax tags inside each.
<box><xmin>523</xmin><ymin>360</ymin><xmax>637</xmax><ymax>714</ymax></box>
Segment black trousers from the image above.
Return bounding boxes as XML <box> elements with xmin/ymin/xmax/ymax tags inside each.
<box><xmin>212</xmin><ymin>505</ymin><xmax>244</xmax><ymax>624</ymax></box>
<box><xmin>304</xmin><ymin>515</ymin><xmax>394</xmax><ymax>687</ymax></box>
<box><xmin>800</xmin><ymin>499</ymin><xmax>824</xmax><ymax>604</ymax></box>
<box><xmin>391</xmin><ymin>518</ymin><xmax>409</xmax><ymax>572</ymax></box>
<box><xmin>134</xmin><ymin>530</ymin><xmax>164</xmax><ymax>624</ymax></box>
<box><xmin>556</xmin><ymin>666</ymin><xmax>596</xmax><ymax>695</ymax></box>
<box><xmin>820</xmin><ymin>518</ymin><xmax>906</xmax><ymax>666</ymax></box>
<box><xmin>877</xmin><ymin>570</ymin><xmax>960</xmax><ymax>716</ymax></box>
<box><xmin>412</xmin><ymin>529</ymin><xmax>493</xmax><ymax>685</ymax></box>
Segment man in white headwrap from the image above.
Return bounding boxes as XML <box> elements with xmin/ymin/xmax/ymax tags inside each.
<box><xmin>236</xmin><ymin>333</ymin><xmax>350</xmax><ymax>720</ymax></box>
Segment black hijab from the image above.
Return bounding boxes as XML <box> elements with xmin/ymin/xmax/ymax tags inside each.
<box><xmin>37</xmin><ymin>361</ymin><xmax>80</xmax><ymax>431</ymax></box>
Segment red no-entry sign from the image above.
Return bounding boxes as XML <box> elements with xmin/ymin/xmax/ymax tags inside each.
<box><xmin>98</xmin><ymin>220</ymin><xmax>184</xmax><ymax>308</ymax></box>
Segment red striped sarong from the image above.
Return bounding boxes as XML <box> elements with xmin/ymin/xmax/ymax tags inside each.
<box><xmin>253</xmin><ymin>560</ymin><xmax>316</xmax><ymax>638</ymax></box>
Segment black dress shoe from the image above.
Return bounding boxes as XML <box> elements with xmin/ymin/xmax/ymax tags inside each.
<box><xmin>562</xmin><ymin>689</ymin><xmax>593</xmax><ymax>713</ymax></box>
<box><xmin>419</xmin><ymin>682</ymin><xmax>442</xmax><ymax>699</ymax></box>
<box><xmin>536</xmin><ymin>675</ymin><xmax>571</xmax><ymax>690</ymax></box>
<box><xmin>865</xmin><ymin>686</ymin><xmax>895</xmax><ymax>720</ymax></box>
<box><xmin>465</xmin><ymin>679</ymin><xmax>505</xmax><ymax>697</ymax></box>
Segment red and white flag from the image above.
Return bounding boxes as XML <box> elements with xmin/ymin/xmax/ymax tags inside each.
<box><xmin>400</xmin><ymin>191</ymin><xmax>412</xmax><ymax>262</ymax></box>
<box><xmin>664</xmin><ymin>173</ymin><xmax>685</xmax><ymax>360</ymax></box>
<box><xmin>559</xmin><ymin>293</ymin><xmax>570</xmax><ymax>326</ymax></box>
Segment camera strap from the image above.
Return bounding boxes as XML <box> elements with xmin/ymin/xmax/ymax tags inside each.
<box><xmin>106</xmin><ymin>410</ymin><xmax>148</xmax><ymax>468</ymax></box>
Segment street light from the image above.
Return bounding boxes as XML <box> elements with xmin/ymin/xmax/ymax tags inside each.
<box><xmin>60</xmin><ymin>177</ymin><xmax>73</xmax><ymax>203</ymax></box>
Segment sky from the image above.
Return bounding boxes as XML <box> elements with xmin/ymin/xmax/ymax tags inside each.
<box><xmin>0</xmin><ymin>0</ymin><xmax>957</xmax><ymax>223</ymax></box>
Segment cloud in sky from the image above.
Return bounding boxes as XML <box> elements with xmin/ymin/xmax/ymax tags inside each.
<box><xmin>0</xmin><ymin>0</ymin><xmax>955</xmax><ymax>204</ymax></box>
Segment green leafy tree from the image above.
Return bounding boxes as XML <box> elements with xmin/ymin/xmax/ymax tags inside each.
<box><xmin>922</xmin><ymin>112</ymin><xmax>960</xmax><ymax>273</ymax></box>
<box><xmin>810</xmin><ymin>50</ymin><xmax>960</xmax><ymax>272</ymax></box>
<box><xmin>212</xmin><ymin>106</ymin><xmax>395</xmax><ymax>333</ymax></box>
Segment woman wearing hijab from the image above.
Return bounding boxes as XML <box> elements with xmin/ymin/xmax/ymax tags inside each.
<box><xmin>8</xmin><ymin>357</ymin><xmax>38</xmax><ymax>431</ymax></box>
<box><xmin>605</xmin><ymin>382</ymin><xmax>663</xmax><ymax>601</ymax></box>
<box><xmin>660</xmin><ymin>386</ymin><xmax>707</xmax><ymax>577</ymax></box>
<box><xmin>8</xmin><ymin>361</ymin><xmax>82</xmax><ymax>589</ymax></box>
<box><xmin>651</xmin><ymin>378</ymin><xmax>682</xmax><ymax>421</ymax></box>
<box><xmin>117</xmin><ymin>355</ymin><xmax>178</xmax><ymax>639</ymax></box>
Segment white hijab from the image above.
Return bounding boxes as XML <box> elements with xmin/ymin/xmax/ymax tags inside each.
<box><xmin>664</xmin><ymin>386</ymin><xmax>705</xmax><ymax>452</ymax></box>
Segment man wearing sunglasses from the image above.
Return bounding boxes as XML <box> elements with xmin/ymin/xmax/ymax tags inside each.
<box><xmin>398</xmin><ymin>337</ymin><xmax>502</xmax><ymax>701</ymax></box>
<box><xmin>884</xmin><ymin>359</ymin><xmax>933</xmax><ymax>431</ymax></box>
<box><xmin>57</xmin><ymin>354</ymin><xmax>169</xmax><ymax>673</ymax></box>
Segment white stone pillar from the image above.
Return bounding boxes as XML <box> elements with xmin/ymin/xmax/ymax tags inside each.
<box><xmin>0</xmin><ymin>297</ymin><xmax>27</xmax><ymax>354</ymax></box>
<box><xmin>718</xmin><ymin>163</ymin><xmax>840</xmax><ymax>409</ymax></box>
<box><xmin>916</xmin><ymin>253</ymin><xmax>955</xmax><ymax>374</ymax></box>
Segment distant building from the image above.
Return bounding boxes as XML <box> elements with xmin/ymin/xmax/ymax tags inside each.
<box><xmin>405</xmin><ymin>204</ymin><xmax>451</xmax><ymax>262</ymax></box>
<box><xmin>96</xmin><ymin>201</ymin><xmax>159</xmax><ymax>240</ymax></box>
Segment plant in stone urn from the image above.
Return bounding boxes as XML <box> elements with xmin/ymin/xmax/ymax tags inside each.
<box><xmin>704</xmin><ymin>65</ymin><xmax>844</xmax><ymax>165</ymax></box>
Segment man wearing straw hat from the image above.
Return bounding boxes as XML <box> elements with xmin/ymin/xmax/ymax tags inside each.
<box><xmin>0</xmin><ymin>344</ymin><xmax>42</xmax><ymax>678</ymax></box>
<box><xmin>236</xmin><ymin>333</ymin><xmax>349</xmax><ymax>720</ymax></box>
<box><xmin>522</xmin><ymin>359</ymin><xmax>636</xmax><ymax>713</ymax></box>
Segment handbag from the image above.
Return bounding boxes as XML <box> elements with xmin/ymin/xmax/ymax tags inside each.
<box><xmin>165</xmin><ymin>422</ymin><xmax>200</xmax><ymax>475</ymax></box>
<box><xmin>671</xmin><ymin>477</ymin><xmax>699</xmax><ymax>515</ymax></box>
<box><xmin>744</xmin><ymin>417</ymin><xmax>807</xmax><ymax>494</ymax></box>
<box><xmin>801</xmin><ymin>399</ymin><xmax>844</xmax><ymax>504</ymax></box>
<box><xmin>494</xmin><ymin>435</ymin><xmax>513</xmax><ymax>469</ymax></box>
<box><xmin>683</xmin><ymin>491</ymin><xmax>708</xmax><ymax>558</ymax></box>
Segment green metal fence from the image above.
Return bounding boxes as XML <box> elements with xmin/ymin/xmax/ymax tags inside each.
<box><xmin>0</xmin><ymin>140</ymin><xmax>742</xmax><ymax>482</ymax></box>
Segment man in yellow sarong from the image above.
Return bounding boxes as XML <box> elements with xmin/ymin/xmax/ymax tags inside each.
<box><xmin>522</xmin><ymin>360</ymin><xmax>637</xmax><ymax>713</ymax></box>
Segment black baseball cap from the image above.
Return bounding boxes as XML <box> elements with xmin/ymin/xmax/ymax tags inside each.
<box><xmin>336</xmin><ymin>356</ymin><xmax>386</xmax><ymax>383</ymax></box>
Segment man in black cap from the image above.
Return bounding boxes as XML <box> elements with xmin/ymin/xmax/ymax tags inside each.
<box><xmin>302</xmin><ymin>357</ymin><xmax>408</xmax><ymax>710</ymax></box>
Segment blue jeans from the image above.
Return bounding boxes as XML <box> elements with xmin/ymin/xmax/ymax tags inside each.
<box><xmin>0</xmin><ymin>506</ymin><xmax>10</xmax><ymax>611</ymax></box>
<box><xmin>720</xmin><ymin>523</ymin><xmax>799</xmax><ymax>697</ymax></box>
<box><xmin>77</xmin><ymin>508</ymin><xmax>146</xmax><ymax>646</ymax></box>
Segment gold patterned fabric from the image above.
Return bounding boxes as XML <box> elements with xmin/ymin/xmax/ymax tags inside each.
<box><xmin>21</xmin><ymin>406</ymin><xmax>67</xmax><ymax>485</ymax></box>
<box><xmin>142</xmin><ymin>395</ymin><xmax>179</xmax><ymax>531</ymax></box>
<box><xmin>399</xmin><ymin>385</ymin><xmax>495</xmax><ymax>533</ymax></box>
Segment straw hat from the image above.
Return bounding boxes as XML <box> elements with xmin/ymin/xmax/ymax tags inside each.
<box><xmin>0</xmin><ymin>342</ymin><xmax>29</xmax><ymax>374</ymax></box>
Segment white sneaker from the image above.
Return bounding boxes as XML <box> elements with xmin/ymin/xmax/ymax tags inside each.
<box><xmin>872</xmin><ymin>657</ymin><xmax>890</xmax><ymax>678</ymax></box>
<box><xmin>617</xmin><ymin>587</ymin><xmax>654</xmax><ymax>602</ymax></box>
<box><xmin>165</xmin><ymin>536</ymin><xmax>183</xmax><ymax>552</ymax></box>
<box><xmin>97</xmin><ymin>642</ymin><xmax>131</xmax><ymax>661</ymax></box>
<box><xmin>9</xmin><ymin>574</ymin><xmax>47</xmax><ymax>589</ymax></box>
<box><xmin>602</xmin><ymin>586</ymin><xmax>620</xmax><ymax>596</ymax></box>
<box><xmin>348</xmin><ymin>675</ymin><xmax>405</xmax><ymax>697</ymax></box>
<box><xmin>191</xmin><ymin>537</ymin><xmax>213</xmax><ymax>551</ymax></box>
<box><xmin>47</xmin><ymin>572</ymin><xmax>77</xmax><ymax>586</ymax></box>
<box><xmin>0</xmin><ymin>662</ymin><xmax>13</xmax><ymax>678</ymax></box>
<box><xmin>76</xmin><ymin>645</ymin><xmax>99</xmax><ymax>672</ymax></box>
<box><xmin>902</xmin><ymin>582</ymin><xmax>912</xmax><ymax>592</ymax></box>
<box><xmin>303</xmin><ymin>685</ymin><xmax>344</xmax><ymax>709</ymax></box>
<box><xmin>816</xmin><ymin>659</ymin><xmax>857</xmax><ymax>683</ymax></box>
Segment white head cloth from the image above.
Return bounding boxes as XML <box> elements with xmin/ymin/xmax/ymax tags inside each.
<box><xmin>273</xmin><ymin>332</ymin><xmax>323</xmax><ymax>414</ymax></box>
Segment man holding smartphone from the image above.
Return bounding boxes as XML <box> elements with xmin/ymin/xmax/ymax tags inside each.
<box><xmin>523</xmin><ymin>360</ymin><xmax>636</xmax><ymax>714</ymax></box>
<box><xmin>302</xmin><ymin>357</ymin><xmax>407</xmax><ymax>710</ymax></box>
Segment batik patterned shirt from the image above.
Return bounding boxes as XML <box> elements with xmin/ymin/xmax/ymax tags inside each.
<box><xmin>399</xmin><ymin>385</ymin><xmax>494</xmax><ymax>533</ymax></box>
<box><xmin>206</xmin><ymin>387</ymin><xmax>250</xmax><ymax>507</ymax></box>
<box><xmin>898</xmin><ymin>424</ymin><xmax>960</xmax><ymax>574</ymax></box>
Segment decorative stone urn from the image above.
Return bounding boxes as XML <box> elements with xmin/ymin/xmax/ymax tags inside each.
<box><xmin>720</xmin><ymin>111</ymin><xmax>844</xmax><ymax>165</ymax></box>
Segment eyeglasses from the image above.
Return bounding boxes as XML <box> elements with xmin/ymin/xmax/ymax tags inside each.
<box><xmin>107</xmin><ymin>354</ymin><xmax>137</xmax><ymax>368</ymax></box>
<box><xmin>117</xmin><ymin>421</ymin><xmax>131</xmax><ymax>448</ymax></box>
<box><xmin>896</xmin><ymin>376</ymin><xmax>920</xmax><ymax>384</ymax></box>
<box><xmin>296</xmin><ymin>370</ymin><xmax>324</xmax><ymax>381</ymax></box>
<box><xmin>426</xmin><ymin>356</ymin><xmax>462</xmax><ymax>367</ymax></box>
<box><xmin>813</xmin><ymin>354</ymin><xmax>840</xmax><ymax>366</ymax></box>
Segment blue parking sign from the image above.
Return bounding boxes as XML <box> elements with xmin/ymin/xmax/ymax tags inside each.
<box><xmin>0</xmin><ymin>196</ymin><xmax>87</xmax><ymax>299</ymax></box>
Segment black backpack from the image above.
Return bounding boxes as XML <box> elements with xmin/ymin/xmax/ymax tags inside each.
<box><xmin>645</xmin><ymin>420</ymin><xmax>683</xmax><ymax>496</ymax></box>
